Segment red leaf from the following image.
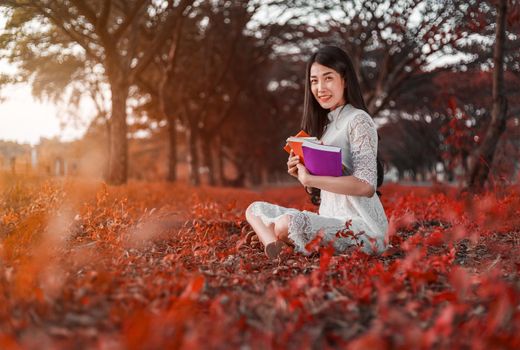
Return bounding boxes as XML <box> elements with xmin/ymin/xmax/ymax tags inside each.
<box><xmin>349</xmin><ymin>333</ymin><xmax>388</xmax><ymax>350</ymax></box>
<box><xmin>448</xmin><ymin>96</ymin><xmax>458</xmax><ymax>112</ymax></box>
<box><xmin>449</xmin><ymin>266</ymin><xmax>471</xmax><ymax>301</ymax></box>
<box><xmin>319</xmin><ymin>244</ymin><xmax>335</xmax><ymax>273</ymax></box>
<box><xmin>180</xmin><ymin>275</ymin><xmax>205</xmax><ymax>300</ymax></box>
<box><xmin>433</xmin><ymin>304</ymin><xmax>455</xmax><ymax>337</ymax></box>
<box><xmin>432</xmin><ymin>291</ymin><xmax>457</xmax><ymax>304</ymax></box>
<box><xmin>305</xmin><ymin>230</ymin><xmax>323</xmax><ymax>252</ymax></box>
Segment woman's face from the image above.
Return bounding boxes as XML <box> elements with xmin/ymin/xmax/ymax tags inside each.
<box><xmin>309</xmin><ymin>62</ymin><xmax>346</xmax><ymax>110</ymax></box>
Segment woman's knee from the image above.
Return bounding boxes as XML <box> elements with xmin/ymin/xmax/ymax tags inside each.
<box><xmin>274</xmin><ymin>214</ymin><xmax>291</xmax><ymax>240</ymax></box>
<box><xmin>245</xmin><ymin>202</ymin><xmax>256</xmax><ymax>221</ymax></box>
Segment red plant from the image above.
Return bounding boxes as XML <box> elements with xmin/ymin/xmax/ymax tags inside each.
<box><xmin>0</xmin><ymin>177</ymin><xmax>519</xmax><ymax>349</ymax></box>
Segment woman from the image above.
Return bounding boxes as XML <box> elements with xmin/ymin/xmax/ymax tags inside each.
<box><xmin>245</xmin><ymin>45</ymin><xmax>388</xmax><ymax>259</ymax></box>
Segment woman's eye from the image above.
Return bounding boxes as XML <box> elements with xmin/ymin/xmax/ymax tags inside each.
<box><xmin>310</xmin><ymin>80</ymin><xmax>317</xmax><ymax>84</ymax></box>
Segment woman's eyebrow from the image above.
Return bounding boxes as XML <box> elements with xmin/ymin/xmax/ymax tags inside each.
<box><xmin>310</xmin><ymin>71</ymin><xmax>335</xmax><ymax>78</ymax></box>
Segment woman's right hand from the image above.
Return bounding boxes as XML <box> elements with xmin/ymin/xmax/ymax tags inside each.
<box><xmin>287</xmin><ymin>150</ymin><xmax>300</xmax><ymax>178</ymax></box>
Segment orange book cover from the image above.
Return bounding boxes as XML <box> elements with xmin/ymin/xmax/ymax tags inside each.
<box><xmin>284</xmin><ymin>130</ymin><xmax>312</xmax><ymax>164</ymax></box>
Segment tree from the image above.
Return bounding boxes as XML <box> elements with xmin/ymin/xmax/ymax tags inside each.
<box><xmin>379</xmin><ymin>114</ymin><xmax>444</xmax><ymax>181</ymax></box>
<box><xmin>0</xmin><ymin>0</ymin><xmax>192</xmax><ymax>184</ymax></box>
<box><xmin>132</xmin><ymin>0</ymin><xmax>265</xmax><ymax>185</ymax></box>
<box><xmin>467</xmin><ymin>0</ymin><xmax>514</xmax><ymax>190</ymax></box>
<box><xmin>244</xmin><ymin>0</ymin><xmax>493</xmax><ymax>184</ymax></box>
<box><xmin>137</xmin><ymin>0</ymin><xmax>294</xmax><ymax>186</ymax></box>
<box><xmin>274</xmin><ymin>0</ymin><xmax>481</xmax><ymax>117</ymax></box>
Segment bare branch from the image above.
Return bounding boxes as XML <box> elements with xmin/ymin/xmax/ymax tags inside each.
<box><xmin>98</xmin><ymin>0</ymin><xmax>112</xmax><ymax>29</ymax></box>
<box><xmin>132</xmin><ymin>0</ymin><xmax>194</xmax><ymax>80</ymax></box>
<box><xmin>69</xmin><ymin>0</ymin><xmax>98</xmax><ymax>26</ymax></box>
<box><xmin>113</xmin><ymin>0</ymin><xmax>150</xmax><ymax>41</ymax></box>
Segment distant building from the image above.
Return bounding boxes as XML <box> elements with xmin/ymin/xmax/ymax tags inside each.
<box><xmin>0</xmin><ymin>136</ymin><xmax>106</xmax><ymax>178</ymax></box>
<box><xmin>0</xmin><ymin>141</ymin><xmax>32</xmax><ymax>174</ymax></box>
<box><xmin>35</xmin><ymin>137</ymin><xmax>106</xmax><ymax>178</ymax></box>
<box><xmin>1</xmin><ymin>122</ymin><xmax>210</xmax><ymax>182</ymax></box>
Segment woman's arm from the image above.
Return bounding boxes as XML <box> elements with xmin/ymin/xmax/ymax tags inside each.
<box><xmin>296</xmin><ymin>164</ymin><xmax>375</xmax><ymax>197</ymax></box>
<box><xmin>290</xmin><ymin>112</ymin><xmax>379</xmax><ymax>198</ymax></box>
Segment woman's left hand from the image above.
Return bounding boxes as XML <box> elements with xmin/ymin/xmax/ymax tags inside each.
<box><xmin>296</xmin><ymin>164</ymin><xmax>311</xmax><ymax>187</ymax></box>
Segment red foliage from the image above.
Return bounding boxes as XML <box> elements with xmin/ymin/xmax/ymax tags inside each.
<box><xmin>0</xmin><ymin>177</ymin><xmax>519</xmax><ymax>349</ymax></box>
<box><xmin>441</xmin><ymin>97</ymin><xmax>481</xmax><ymax>175</ymax></box>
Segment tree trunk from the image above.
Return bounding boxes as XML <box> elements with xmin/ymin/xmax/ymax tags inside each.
<box><xmin>461</xmin><ymin>150</ymin><xmax>469</xmax><ymax>177</ymax></box>
<box><xmin>103</xmin><ymin>119</ymin><xmax>111</xmax><ymax>181</ymax></box>
<box><xmin>167</xmin><ymin>116</ymin><xmax>177</xmax><ymax>182</ymax></box>
<box><xmin>187</xmin><ymin>125</ymin><xmax>201</xmax><ymax>186</ymax></box>
<box><xmin>249</xmin><ymin>159</ymin><xmax>262</xmax><ymax>186</ymax></box>
<box><xmin>467</xmin><ymin>0</ymin><xmax>508</xmax><ymax>191</ymax></box>
<box><xmin>107</xmin><ymin>79</ymin><xmax>129</xmax><ymax>185</ymax></box>
<box><xmin>201</xmin><ymin>135</ymin><xmax>216</xmax><ymax>186</ymax></box>
<box><xmin>217</xmin><ymin>136</ymin><xmax>224</xmax><ymax>186</ymax></box>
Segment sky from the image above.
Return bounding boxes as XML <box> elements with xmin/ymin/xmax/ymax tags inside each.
<box><xmin>0</xmin><ymin>57</ymin><xmax>87</xmax><ymax>146</ymax></box>
<box><xmin>0</xmin><ymin>80</ymin><xmax>68</xmax><ymax>146</ymax></box>
<box><xmin>0</xmin><ymin>15</ymin><xmax>77</xmax><ymax>146</ymax></box>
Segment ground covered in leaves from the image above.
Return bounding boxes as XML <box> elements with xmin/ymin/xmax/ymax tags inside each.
<box><xmin>0</xmin><ymin>175</ymin><xmax>519</xmax><ymax>349</ymax></box>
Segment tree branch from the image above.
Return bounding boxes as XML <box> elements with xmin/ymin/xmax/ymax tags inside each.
<box><xmin>69</xmin><ymin>0</ymin><xmax>98</xmax><ymax>26</ymax></box>
<box><xmin>33</xmin><ymin>4</ymin><xmax>100</xmax><ymax>61</ymax></box>
<box><xmin>113</xmin><ymin>0</ymin><xmax>150</xmax><ymax>41</ymax></box>
<box><xmin>98</xmin><ymin>0</ymin><xmax>112</xmax><ymax>29</ymax></box>
<box><xmin>131</xmin><ymin>0</ymin><xmax>194</xmax><ymax>80</ymax></box>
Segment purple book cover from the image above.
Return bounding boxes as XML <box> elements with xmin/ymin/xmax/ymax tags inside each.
<box><xmin>302</xmin><ymin>141</ymin><xmax>342</xmax><ymax>177</ymax></box>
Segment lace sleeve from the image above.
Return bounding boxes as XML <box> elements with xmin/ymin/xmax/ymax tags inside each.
<box><xmin>348</xmin><ymin>113</ymin><xmax>378</xmax><ymax>189</ymax></box>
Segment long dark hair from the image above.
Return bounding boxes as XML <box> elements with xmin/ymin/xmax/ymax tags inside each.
<box><xmin>301</xmin><ymin>45</ymin><xmax>384</xmax><ymax>205</ymax></box>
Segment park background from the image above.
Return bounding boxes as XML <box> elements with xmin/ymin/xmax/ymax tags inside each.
<box><xmin>0</xmin><ymin>0</ymin><xmax>519</xmax><ymax>349</ymax></box>
<box><xmin>0</xmin><ymin>0</ymin><xmax>518</xmax><ymax>188</ymax></box>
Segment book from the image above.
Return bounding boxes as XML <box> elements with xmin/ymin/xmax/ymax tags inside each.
<box><xmin>285</xmin><ymin>137</ymin><xmax>319</xmax><ymax>164</ymax></box>
<box><xmin>301</xmin><ymin>141</ymin><xmax>342</xmax><ymax>177</ymax></box>
<box><xmin>284</xmin><ymin>130</ymin><xmax>310</xmax><ymax>153</ymax></box>
<box><xmin>286</xmin><ymin>136</ymin><xmax>319</xmax><ymax>142</ymax></box>
<box><xmin>283</xmin><ymin>130</ymin><xmax>319</xmax><ymax>165</ymax></box>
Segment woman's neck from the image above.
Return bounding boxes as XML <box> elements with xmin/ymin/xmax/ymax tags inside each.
<box><xmin>330</xmin><ymin>100</ymin><xmax>347</xmax><ymax>111</ymax></box>
<box><xmin>330</xmin><ymin>103</ymin><xmax>346</xmax><ymax>112</ymax></box>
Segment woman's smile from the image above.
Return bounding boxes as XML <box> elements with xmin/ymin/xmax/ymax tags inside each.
<box><xmin>318</xmin><ymin>95</ymin><xmax>332</xmax><ymax>101</ymax></box>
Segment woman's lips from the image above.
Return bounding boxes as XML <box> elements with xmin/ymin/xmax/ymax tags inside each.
<box><xmin>319</xmin><ymin>95</ymin><xmax>332</xmax><ymax>103</ymax></box>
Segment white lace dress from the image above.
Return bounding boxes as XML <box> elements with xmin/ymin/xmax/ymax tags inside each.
<box><xmin>247</xmin><ymin>104</ymin><xmax>388</xmax><ymax>254</ymax></box>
